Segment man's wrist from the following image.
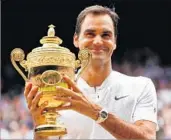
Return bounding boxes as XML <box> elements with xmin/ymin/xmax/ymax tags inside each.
<box><xmin>89</xmin><ymin>104</ymin><xmax>102</xmax><ymax>121</ymax></box>
<box><xmin>89</xmin><ymin>104</ymin><xmax>109</xmax><ymax>124</ymax></box>
<box><xmin>96</xmin><ymin>108</ymin><xmax>109</xmax><ymax>123</ymax></box>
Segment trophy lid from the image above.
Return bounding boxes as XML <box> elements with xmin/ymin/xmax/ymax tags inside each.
<box><xmin>26</xmin><ymin>24</ymin><xmax>76</xmax><ymax>69</ymax></box>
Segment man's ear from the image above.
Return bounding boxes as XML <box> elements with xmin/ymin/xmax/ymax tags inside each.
<box><xmin>73</xmin><ymin>33</ymin><xmax>79</xmax><ymax>48</ymax></box>
<box><xmin>113</xmin><ymin>44</ymin><xmax>116</xmax><ymax>51</ymax></box>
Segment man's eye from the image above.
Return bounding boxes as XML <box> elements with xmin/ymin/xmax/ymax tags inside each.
<box><xmin>102</xmin><ymin>34</ymin><xmax>110</xmax><ymax>38</ymax></box>
<box><xmin>86</xmin><ymin>33</ymin><xmax>94</xmax><ymax>38</ymax></box>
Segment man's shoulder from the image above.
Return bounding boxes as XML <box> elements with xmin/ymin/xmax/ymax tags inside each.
<box><xmin>111</xmin><ymin>70</ymin><xmax>153</xmax><ymax>88</ymax></box>
<box><xmin>111</xmin><ymin>70</ymin><xmax>156</xmax><ymax>98</ymax></box>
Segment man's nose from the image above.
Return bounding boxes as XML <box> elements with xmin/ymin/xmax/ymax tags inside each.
<box><xmin>93</xmin><ymin>35</ymin><xmax>103</xmax><ymax>46</ymax></box>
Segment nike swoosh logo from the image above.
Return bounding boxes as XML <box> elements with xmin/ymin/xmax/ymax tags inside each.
<box><xmin>115</xmin><ymin>95</ymin><xmax>129</xmax><ymax>100</ymax></box>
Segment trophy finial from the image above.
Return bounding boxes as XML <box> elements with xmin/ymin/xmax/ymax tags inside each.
<box><xmin>40</xmin><ymin>24</ymin><xmax>62</xmax><ymax>45</ymax></box>
<box><xmin>48</xmin><ymin>24</ymin><xmax>55</xmax><ymax>37</ymax></box>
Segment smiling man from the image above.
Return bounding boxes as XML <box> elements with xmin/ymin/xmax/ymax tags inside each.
<box><xmin>24</xmin><ymin>5</ymin><xmax>158</xmax><ymax>139</ymax></box>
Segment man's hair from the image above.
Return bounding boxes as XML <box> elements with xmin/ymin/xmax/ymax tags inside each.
<box><xmin>75</xmin><ymin>5</ymin><xmax>119</xmax><ymax>38</ymax></box>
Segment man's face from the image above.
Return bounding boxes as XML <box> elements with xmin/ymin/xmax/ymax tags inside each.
<box><xmin>74</xmin><ymin>14</ymin><xmax>116</xmax><ymax>64</ymax></box>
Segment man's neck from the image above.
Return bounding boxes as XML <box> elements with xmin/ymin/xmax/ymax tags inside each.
<box><xmin>81</xmin><ymin>62</ymin><xmax>112</xmax><ymax>87</ymax></box>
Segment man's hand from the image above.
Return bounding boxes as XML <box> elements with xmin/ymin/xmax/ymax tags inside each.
<box><xmin>54</xmin><ymin>75</ymin><xmax>101</xmax><ymax>120</ymax></box>
<box><xmin>24</xmin><ymin>82</ymin><xmax>48</xmax><ymax>126</ymax></box>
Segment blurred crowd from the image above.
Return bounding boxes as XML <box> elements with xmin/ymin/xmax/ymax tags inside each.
<box><xmin>1</xmin><ymin>47</ymin><xmax>171</xmax><ymax>139</ymax></box>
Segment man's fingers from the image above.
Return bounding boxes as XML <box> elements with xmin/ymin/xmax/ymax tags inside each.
<box><xmin>27</xmin><ymin>86</ymin><xmax>39</xmax><ymax>109</ymax></box>
<box><xmin>30</xmin><ymin>100</ymin><xmax>48</xmax><ymax>113</ymax></box>
<box><xmin>54</xmin><ymin>96</ymin><xmax>72</xmax><ymax>102</ymax></box>
<box><xmin>63</xmin><ymin>75</ymin><xmax>81</xmax><ymax>93</ymax></box>
<box><xmin>55</xmin><ymin>105</ymin><xmax>71</xmax><ymax>111</ymax></box>
<box><xmin>56</xmin><ymin>86</ymin><xmax>82</xmax><ymax>99</ymax></box>
<box><xmin>27</xmin><ymin>86</ymin><xmax>38</xmax><ymax>101</ymax></box>
<box><xmin>55</xmin><ymin>97</ymin><xmax>72</xmax><ymax>111</ymax></box>
<box><xmin>24</xmin><ymin>82</ymin><xmax>32</xmax><ymax>97</ymax></box>
<box><xmin>31</xmin><ymin>92</ymin><xmax>43</xmax><ymax>110</ymax></box>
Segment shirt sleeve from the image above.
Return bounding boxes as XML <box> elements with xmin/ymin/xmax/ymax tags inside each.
<box><xmin>132</xmin><ymin>78</ymin><xmax>159</xmax><ymax>130</ymax></box>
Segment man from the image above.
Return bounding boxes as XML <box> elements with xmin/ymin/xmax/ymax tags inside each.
<box><xmin>24</xmin><ymin>5</ymin><xmax>158</xmax><ymax>139</ymax></box>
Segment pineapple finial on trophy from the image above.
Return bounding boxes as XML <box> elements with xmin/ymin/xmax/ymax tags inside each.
<box><xmin>48</xmin><ymin>24</ymin><xmax>55</xmax><ymax>37</ymax></box>
<box><xmin>40</xmin><ymin>24</ymin><xmax>63</xmax><ymax>46</ymax></box>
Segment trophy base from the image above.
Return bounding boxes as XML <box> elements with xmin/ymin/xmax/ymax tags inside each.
<box><xmin>35</xmin><ymin>124</ymin><xmax>67</xmax><ymax>136</ymax></box>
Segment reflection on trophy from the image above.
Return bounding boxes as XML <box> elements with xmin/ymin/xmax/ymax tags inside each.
<box><xmin>10</xmin><ymin>24</ymin><xmax>91</xmax><ymax>136</ymax></box>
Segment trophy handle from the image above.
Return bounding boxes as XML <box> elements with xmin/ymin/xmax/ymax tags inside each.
<box><xmin>75</xmin><ymin>49</ymin><xmax>92</xmax><ymax>82</ymax></box>
<box><xmin>10</xmin><ymin>48</ymin><xmax>28</xmax><ymax>81</ymax></box>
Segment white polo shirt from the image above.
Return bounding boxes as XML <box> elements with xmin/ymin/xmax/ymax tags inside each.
<box><xmin>60</xmin><ymin>70</ymin><xmax>158</xmax><ymax>139</ymax></box>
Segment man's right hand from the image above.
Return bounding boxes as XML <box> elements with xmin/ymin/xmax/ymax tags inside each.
<box><xmin>24</xmin><ymin>82</ymin><xmax>48</xmax><ymax>127</ymax></box>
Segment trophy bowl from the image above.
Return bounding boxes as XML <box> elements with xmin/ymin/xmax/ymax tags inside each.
<box><xmin>10</xmin><ymin>25</ymin><xmax>91</xmax><ymax>136</ymax></box>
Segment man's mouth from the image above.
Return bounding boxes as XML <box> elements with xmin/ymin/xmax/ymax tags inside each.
<box><xmin>85</xmin><ymin>46</ymin><xmax>109</xmax><ymax>55</ymax></box>
<box><xmin>88</xmin><ymin>46</ymin><xmax>107</xmax><ymax>51</ymax></box>
<box><xmin>91</xmin><ymin>49</ymin><xmax>103</xmax><ymax>52</ymax></box>
<box><xmin>89</xmin><ymin>49</ymin><xmax>105</xmax><ymax>55</ymax></box>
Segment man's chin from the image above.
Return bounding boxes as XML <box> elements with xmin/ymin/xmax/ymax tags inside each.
<box><xmin>91</xmin><ymin>56</ymin><xmax>105</xmax><ymax>63</ymax></box>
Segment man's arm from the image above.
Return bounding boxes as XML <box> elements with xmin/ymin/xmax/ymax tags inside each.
<box><xmin>89</xmin><ymin>78</ymin><xmax>157</xmax><ymax>139</ymax></box>
<box><xmin>54</xmin><ymin>76</ymin><xmax>158</xmax><ymax>139</ymax></box>
<box><xmin>90</xmin><ymin>108</ymin><xmax>156</xmax><ymax>139</ymax></box>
